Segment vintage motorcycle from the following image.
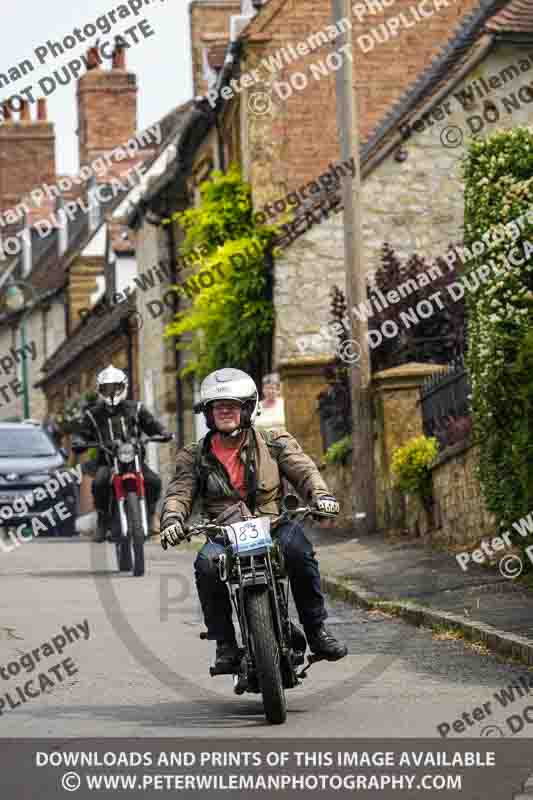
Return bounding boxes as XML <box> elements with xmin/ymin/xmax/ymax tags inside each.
<box><xmin>164</xmin><ymin>495</ymin><xmax>334</xmax><ymax>724</ymax></box>
<box><xmin>76</xmin><ymin>418</ymin><xmax>171</xmax><ymax>577</ymax></box>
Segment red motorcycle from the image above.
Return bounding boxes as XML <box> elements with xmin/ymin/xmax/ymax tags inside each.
<box><xmin>79</xmin><ymin>421</ymin><xmax>170</xmax><ymax>576</ymax></box>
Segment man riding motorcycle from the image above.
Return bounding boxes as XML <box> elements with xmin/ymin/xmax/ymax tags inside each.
<box><xmin>160</xmin><ymin>368</ymin><xmax>347</xmax><ymax>672</ymax></box>
<box><xmin>72</xmin><ymin>365</ymin><xmax>173</xmax><ymax>542</ymax></box>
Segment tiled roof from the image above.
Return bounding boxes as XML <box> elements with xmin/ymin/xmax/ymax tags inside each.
<box><xmin>21</xmin><ymin>102</ymin><xmax>191</xmax><ymax>298</ymax></box>
<box><xmin>152</xmin><ymin>100</ymin><xmax>195</xmax><ymax>151</ymax></box>
<box><xmin>126</xmin><ymin>101</ymin><xmax>199</xmax><ymax>222</ymax></box>
<box><xmin>486</xmin><ymin>0</ymin><xmax>533</xmax><ymax>33</ymax></box>
<box><xmin>28</xmin><ymin>182</ymin><xmax>128</xmax><ymax>295</ymax></box>
<box><xmin>33</xmin><ymin>104</ymin><xmax>196</xmax><ymax>383</ymax></box>
<box><xmin>29</xmin><ymin>214</ymin><xmax>89</xmax><ymax>294</ymax></box>
<box><xmin>38</xmin><ymin>296</ymin><xmax>136</xmax><ymax>385</ymax></box>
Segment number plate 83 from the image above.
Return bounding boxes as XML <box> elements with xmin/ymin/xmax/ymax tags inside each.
<box><xmin>225</xmin><ymin>518</ymin><xmax>272</xmax><ymax>555</ymax></box>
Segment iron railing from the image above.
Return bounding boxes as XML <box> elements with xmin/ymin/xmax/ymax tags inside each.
<box><xmin>420</xmin><ymin>362</ymin><xmax>472</xmax><ymax>446</ymax></box>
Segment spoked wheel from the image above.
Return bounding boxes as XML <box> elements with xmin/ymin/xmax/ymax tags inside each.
<box><xmin>246</xmin><ymin>588</ymin><xmax>287</xmax><ymax>724</ymax></box>
<box><xmin>127</xmin><ymin>492</ymin><xmax>145</xmax><ymax>577</ymax></box>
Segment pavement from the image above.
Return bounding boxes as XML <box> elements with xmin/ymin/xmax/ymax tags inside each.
<box><xmin>312</xmin><ymin>525</ymin><xmax>533</xmax><ymax>667</ymax></box>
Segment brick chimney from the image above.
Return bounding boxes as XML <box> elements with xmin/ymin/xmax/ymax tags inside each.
<box><xmin>189</xmin><ymin>0</ymin><xmax>240</xmax><ymax>96</ymax></box>
<box><xmin>0</xmin><ymin>98</ymin><xmax>56</xmax><ymax>216</ymax></box>
<box><xmin>76</xmin><ymin>40</ymin><xmax>138</xmax><ymax>169</ymax></box>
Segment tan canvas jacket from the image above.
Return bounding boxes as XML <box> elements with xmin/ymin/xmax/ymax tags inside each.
<box><xmin>160</xmin><ymin>427</ymin><xmax>331</xmax><ymax>529</ymax></box>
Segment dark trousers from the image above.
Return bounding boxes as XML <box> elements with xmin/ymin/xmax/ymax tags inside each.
<box><xmin>194</xmin><ymin>520</ymin><xmax>327</xmax><ymax>642</ymax></box>
<box><xmin>92</xmin><ymin>464</ymin><xmax>162</xmax><ymax>515</ymax></box>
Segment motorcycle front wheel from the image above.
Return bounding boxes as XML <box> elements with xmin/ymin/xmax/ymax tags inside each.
<box><xmin>116</xmin><ymin>540</ymin><xmax>132</xmax><ymax>572</ymax></box>
<box><xmin>246</xmin><ymin>588</ymin><xmax>287</xmax><ymax>724</ymax></box>
<box><xmin>113</xmin><ymin>511</ymin><xmax>132</xmax><ymax>572</ymax></box>
<box><xmin>126</xmin><ymin>492</ymin><xmax>145</xmax><ymax>577</ymax></box>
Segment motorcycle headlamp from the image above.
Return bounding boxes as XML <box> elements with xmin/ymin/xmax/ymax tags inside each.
<box><xmin>118</xmin><ymin>443</ymin><xmax>135</xmax><ymax>464</ymax></box>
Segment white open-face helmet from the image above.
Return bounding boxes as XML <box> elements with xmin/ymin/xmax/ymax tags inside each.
<box><xmin>197</xmin><ymin>368</ymin><xmax>259</xmax><ymax>433</ymax></box>
<box><xmin>97</xmin><ymin>365</ymin><xmax>128</xmax><ymax>408</ymax></box>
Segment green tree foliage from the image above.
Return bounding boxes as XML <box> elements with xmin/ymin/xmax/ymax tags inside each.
<box><xmin>323</xmin><ymin>435</ymin><xmax>352</xmax><ymax>466</ymax></box>
<box><xmin>164</xmin><ymin>166</ymin><xmax>277</xmax><ymax>379</ymax></box>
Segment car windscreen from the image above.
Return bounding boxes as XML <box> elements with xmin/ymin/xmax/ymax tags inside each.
<box><xmin>0</xmin><ymin>428</ymin><xmax>57</xmax><ymax>458</ymax></box>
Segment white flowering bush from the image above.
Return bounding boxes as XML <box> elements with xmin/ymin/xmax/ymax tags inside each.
<box><xmin>463</xmin><ymin>128</ymin><xmax>533</xmax><ymax>525</ymax></box>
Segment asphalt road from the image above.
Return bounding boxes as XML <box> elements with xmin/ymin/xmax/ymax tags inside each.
<box><xmin>1</xmin><ymin>535</ymin><xmax>533</xmax><ymax>739</ymax></box>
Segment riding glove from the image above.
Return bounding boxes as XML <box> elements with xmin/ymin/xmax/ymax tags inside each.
<box><xmin>313</xmin><ymin>495</ymin><xmax>340</xmax><ymax>515</ymax></box>
<box><xmin>161</xmin><ymin>520</ymin><xmax>186</xmax><ymax>548</ymax></box>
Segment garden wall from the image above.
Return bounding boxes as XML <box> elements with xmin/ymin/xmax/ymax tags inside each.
<box><xmin>320</xmin><ymin>455</ymin><xmax>354</xmax><ymax>530</ymax></box>
<box><xmin>407</xmin><ymin>440</ymin><xmax>497</xmax><ymax>550</ymax></box>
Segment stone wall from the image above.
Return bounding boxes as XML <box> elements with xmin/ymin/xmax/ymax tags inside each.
<box><xmin>269</xmin><ymin>44</ymin><xmax>533</xmax><ymax>369</ymax></box>
<box><xmin>0</xmin><ymin>296</ymin><xmax>66</xmax><ymax>421</ymax></box>
<box><xmin>372</xmin><ymin>362</ymin><xmax>446</xmax><ymax>531</ymax></box>
<box><xmin>408</xmin><ymin>441</ymin><xmax>497</xmax><ymax>550</ymax></box>
<box><xmin>363</xmin><ymin>43</ymin><xmax>533</xmax><ymax>261</ymax></box>
<box><xmin>273</xmin><ymin>211</ymin><xmax>344</xmax><ymax>364</ymax></box>
<box><xmin>320</xmin><ymin>455</ymin><xmax>354</xmax><ymax>530</ymax></box>
<box><xmin>320</xmin><ymin>369</ymin><xmax>496</xmax><ymax>551</ymax></box>
<box><xmin>278</xmin><ymin>355</ymin><xmax>331</xmax><ymax>465</ymax></box>
<box><xmin>135</xmin><ymin>215</ymin><xmax>178</xmax><ymax>497</ymax></box>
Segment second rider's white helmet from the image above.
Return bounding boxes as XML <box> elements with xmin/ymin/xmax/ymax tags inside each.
<box><xmin>97</xmin><ymin>364</ymin><xmax>128</xmax><ymax>408</ymax></box>
<box><xmin>197</xmin><ymin>368</ymin><xmax>259</xmax><ymax>433</ymax></box>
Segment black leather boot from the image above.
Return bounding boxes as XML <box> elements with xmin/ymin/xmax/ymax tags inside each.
<box><xmin>307</xmin><ymin>624</ymin><xmax>347</xmax><ymax>661</ymax></box>
<box><xmin>214</xmin><ymin>641</ymin><xmax>240</xmax><ymax>673</ymax></box>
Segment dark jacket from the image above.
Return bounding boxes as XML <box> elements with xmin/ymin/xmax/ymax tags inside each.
<box><xmin>74</xmin><ymin>400</ymin><xmax>167</xmax><ymax>468</ymax></box>
<box><xmin>160</xmin><ymin>427</ymin><xmax>331</xmax><ymax>530</ymax></box>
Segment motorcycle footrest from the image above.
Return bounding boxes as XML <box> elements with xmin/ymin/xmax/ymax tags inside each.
<box><xmin>292</xmin><ymin>651</ymin><xmax>306</xmax><ymax>667</ymax></box>
<box><xmin>297</xmin><ymin>653</ymin><xmax>325</xmax><ymax>679</ymax></box>
<box><xmin>209</xmin><ymin>662</ymin><xmax>238</xmax><ymax>677</ymax></box>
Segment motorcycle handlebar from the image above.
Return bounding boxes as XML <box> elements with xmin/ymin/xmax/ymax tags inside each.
<box><xmin>182</xmin><ymin>506</ymin><xmax>335</xmax><ymax>538</ymax></box>
<box><xmin>73</xmin><ymin>435</ymin><xmax>171</xmax><ymax>451</ymax></box>
<box><xmin>161</xmin><ymin>506</ymin><xmax>336</xmax><ymax>550</ymax></box>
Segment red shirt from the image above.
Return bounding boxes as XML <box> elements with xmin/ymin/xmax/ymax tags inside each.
<box><xmin>211</xmin><ymin>434</ymin><xmax>246</xmax><ymax>498</ymax></box>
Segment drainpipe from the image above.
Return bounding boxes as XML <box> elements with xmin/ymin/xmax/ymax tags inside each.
<box><xmin>120</xmin><ymin>315</ymin><xmax>134</xmax><ymax>401</ymax></box>
<box><xmin>165</xmin><ymin>215</ymin><xmax>184</xmax><ymax>448</ymax></box>
<box><xmin>264</xmin><ymin>246</ymin><xmax>274</xmax><ymax>377</ymax></box>
<box><xmin>20</xmin><ymin>317</ymin><xmax>30</xmax><ymax>418</ymax></box>
<box><xmin>215</xmin><ymin>115</ymin><xmax>226</xmax><ymax>173</ymax></box>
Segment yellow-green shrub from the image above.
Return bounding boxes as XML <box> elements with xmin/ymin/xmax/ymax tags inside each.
<box><xmin>391</xmin><ymin>435</ymin><xmax>438</xmax><ymax>500</ymax></box>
